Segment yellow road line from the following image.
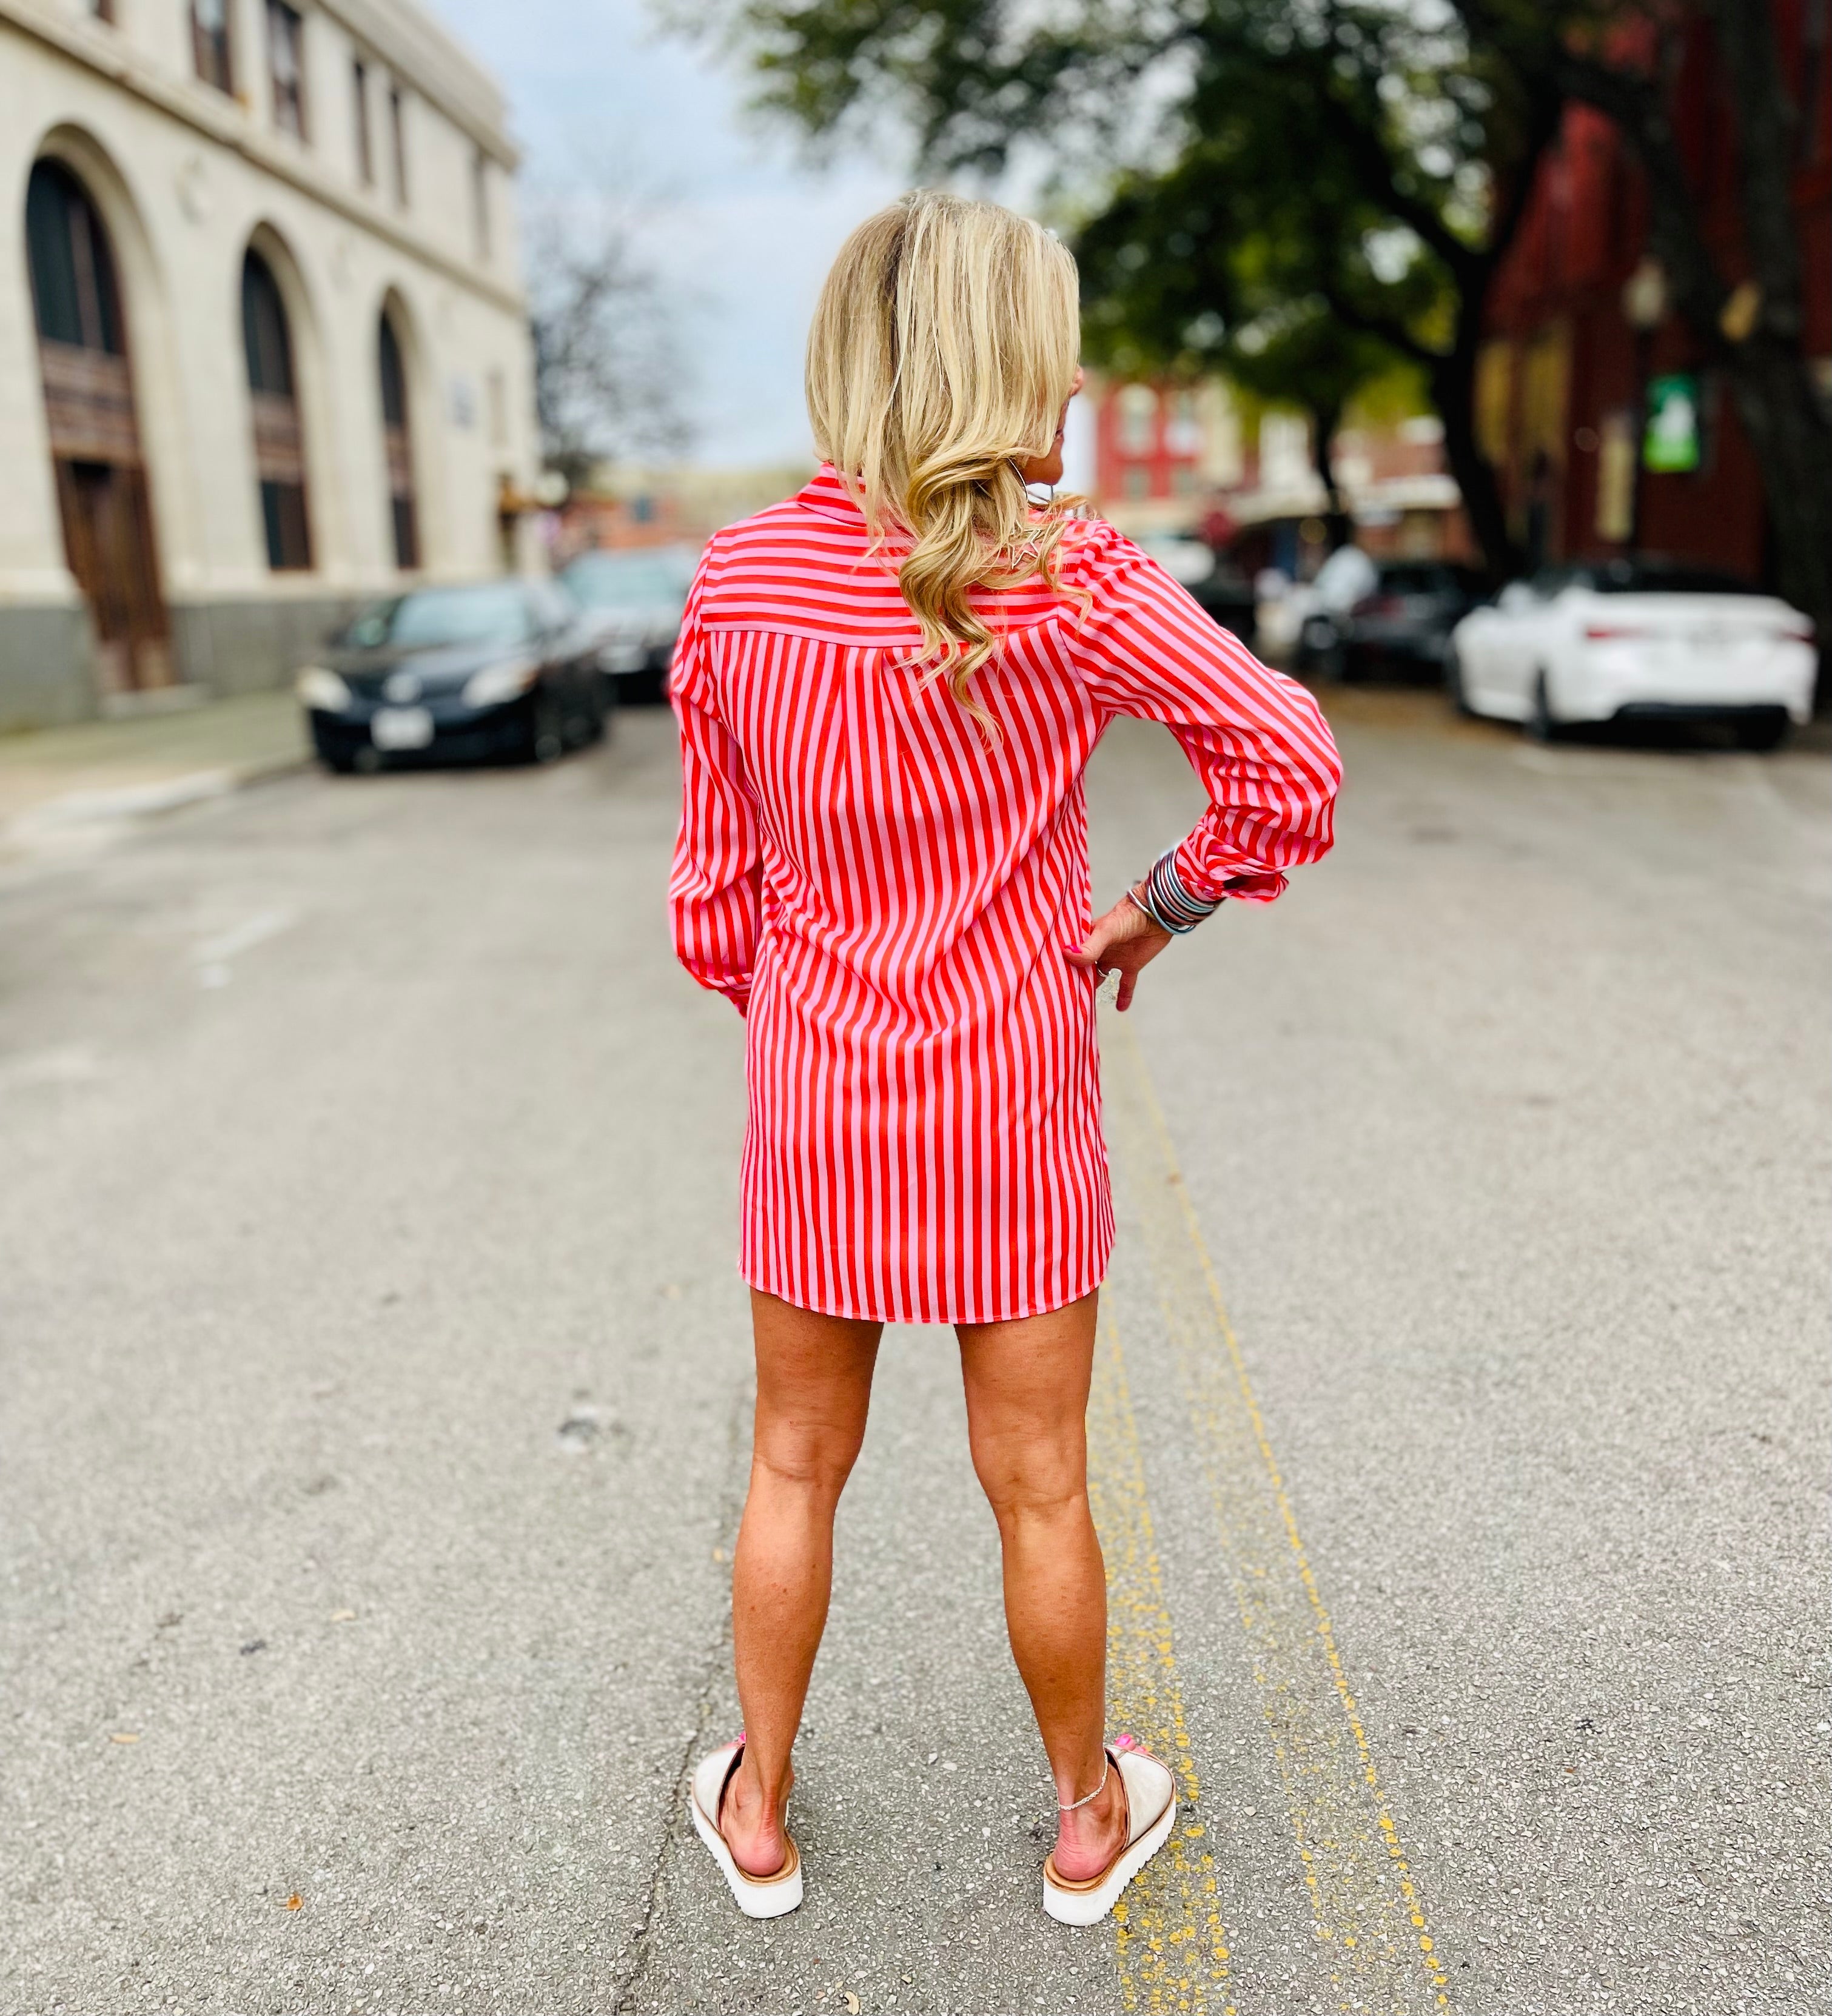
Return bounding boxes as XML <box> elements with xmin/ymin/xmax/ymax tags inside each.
<box><xmin>1104</xmin><ymin>1022</ymin><xmax>1451</xmax><ymax>2014</ymax></box>
<box><xmin>1087</xmin><ymin>1311</ymin><xmax>1237</xmax><ymax>2014</ymax></box>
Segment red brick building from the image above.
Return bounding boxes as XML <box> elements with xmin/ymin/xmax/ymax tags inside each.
<box><xmin>1088</xmin><ymin>379</ymin><xmax>1222</xmax><ymax>510</ymax></box>
<box><xmin>1478</xmin><ymin>3</ymin><xmax>1832</xmax><ymax>584</ymax></box>
<box><xmin>1082</xmin><ymin>372</ymin><xmax>1471</xmax><ymax>563</ymax></box>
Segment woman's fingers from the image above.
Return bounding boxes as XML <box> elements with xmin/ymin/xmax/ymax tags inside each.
<box><xmin>1071</xmin><ymin>896</ymin><xmax>1153</xmax><ymax>964</ymax></box>
<box><xmin>1067</xmin><ymin>893</ymin><xmax>1172</xmax><ymax>1010</ymax></box>
<box><xmin>1064</xmin><ymin>924</ymin><xmax>1114</xmax><ymax>969</ymax></box>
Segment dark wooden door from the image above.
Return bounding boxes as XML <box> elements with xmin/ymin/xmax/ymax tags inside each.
<box><xmin>56</xmin><ymin>461</ymin><xmax>173</xmax><ymax>695</ymax></box>
<box><xmin>27</xmin><ymin>159</ymin><xmax>171</xmax><ymax>694</ymax></box>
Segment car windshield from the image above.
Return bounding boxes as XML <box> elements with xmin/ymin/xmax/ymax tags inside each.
<box><xmin>1588</xmin><ymin>558</ymin><xmax>1763</xmax><ymax>597</ymax></box>
<box><xmin>338</xmin><ymin>584</ymin><xmax>533</xmax><ymax>649</ymax></box>
<box><xmin>563</xmin><ymin>552</ymin><xmax>695</xmax><ymax>608</ymax></box>
<box><xmin>1376</xmin><ymin>565</ymin><xmax>1458</xmax><ymax>597</ymax></box>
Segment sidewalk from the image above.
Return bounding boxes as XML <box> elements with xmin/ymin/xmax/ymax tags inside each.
<box><xmin>0</xmin><ymin>689</ymin><xmax>307</xmax><ymax>857</ymax></box>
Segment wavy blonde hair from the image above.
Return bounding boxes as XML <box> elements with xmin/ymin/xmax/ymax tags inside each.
<box><xmin>806</xmin><ymin>190</ymin><xmax>1082</xmax><ymax>730</ymax></box>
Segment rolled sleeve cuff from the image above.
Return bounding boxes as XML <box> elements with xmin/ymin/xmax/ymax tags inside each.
<box><xmin>1170</xmin><ymin>839</ymin><xmax>1288</xmax><ymax>908</ymax></box>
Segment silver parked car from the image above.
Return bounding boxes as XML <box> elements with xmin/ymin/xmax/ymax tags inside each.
<box><xmin>560</xmin><ymin>543</ymin><xmax>700</xmax><ymax>702</ymax></box>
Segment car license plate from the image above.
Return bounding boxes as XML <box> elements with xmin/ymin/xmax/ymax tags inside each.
<box><xmin>372</xmin><ymin>705</ymin><xmax>434</xmax><ymax>751</ymax></box>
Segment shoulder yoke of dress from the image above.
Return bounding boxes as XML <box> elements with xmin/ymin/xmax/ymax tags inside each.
<box><xmin>686</xmin><ymin>464</ymin><xmax>1153</xmax><ymax>649</ymax></box>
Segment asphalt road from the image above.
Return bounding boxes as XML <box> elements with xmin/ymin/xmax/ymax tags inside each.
<box><xmin>2</xmin><ymin>688</ymin><xmax>1827</xmax><ymax>2016</ymax></box>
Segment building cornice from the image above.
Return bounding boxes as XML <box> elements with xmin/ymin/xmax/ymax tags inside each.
<box><xmin>2</xmin><ymin>0</ymin><xmax>525</xmax><ymax>315</ymax></box>
<box><xmin>314</xmin><ymin>0</ymin><xmax>519</xmax><ymax>170</ymax></box>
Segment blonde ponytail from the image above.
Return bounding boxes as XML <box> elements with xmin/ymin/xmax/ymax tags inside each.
<box><xmin>805</xmin><ymin>191</ymin><xmax>1082</xmax><ymax>731</ymax></box>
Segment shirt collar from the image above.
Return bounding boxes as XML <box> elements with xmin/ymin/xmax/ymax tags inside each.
<box><xmin>794</xmin><ymin>463</ymin><xmax>871</xmax><ymax>527</ymax></box>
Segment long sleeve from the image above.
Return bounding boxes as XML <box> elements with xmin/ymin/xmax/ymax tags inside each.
<box><xmin>668</xmin><ymin>585</ymin><xmax>761</xmax><ymax>1014</ymax></box>
<box><xmin>1065</xmin><ymin>531</ymin><xmax>1340</xmax><ymax>905</ymax></box>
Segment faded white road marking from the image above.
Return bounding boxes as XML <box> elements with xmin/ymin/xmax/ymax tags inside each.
<box><xmin>193</xmin><ymin>906</ymin><xmax>298</xmax><ymax>986</ymax></box>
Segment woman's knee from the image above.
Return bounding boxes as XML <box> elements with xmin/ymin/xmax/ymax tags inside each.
<box><xmin>750</xmin><ymin>1410</ymin><xmax>868</xmax><ymax>1501</ymax></box>
<box><xmin>968</xmin><ymin>1421</ymin><xmax>1088</xmax><ymax>1525</ymax></box>
<box><xmin>957</xmin><ymin>1292</ymin><xmax>1098</xmax><ymax>1522</ymax></box>
<box><xmin>748</xmin><ymin>1291</ymin><xmax>881</xmax><ymax>1501</ymax></box>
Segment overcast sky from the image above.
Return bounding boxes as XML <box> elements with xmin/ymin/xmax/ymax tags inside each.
<box><xmin>427</xmin><ymin>0</ymin><xmax>906</xmax><ymax>468</ymax></box>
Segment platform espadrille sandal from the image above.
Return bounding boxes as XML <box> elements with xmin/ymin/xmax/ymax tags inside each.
<box><xmin>687</xmin><ymin>1738</ymin><xmax>804</xmax><ymax>1920</ymax></box>
<box><xmin>1041</xmin><ymin>1736</ymin><xmax>1176</xmax><ymax>1926</ymax></box>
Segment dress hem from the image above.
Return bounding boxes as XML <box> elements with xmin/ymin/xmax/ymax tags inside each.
<box><xmin>737</xmin><ymin>1250</ymin><xmax>1112</xmax><ymax>1328</ymax></box>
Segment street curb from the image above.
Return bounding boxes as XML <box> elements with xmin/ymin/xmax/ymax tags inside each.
<box><xmin>1</xmin><ymin>749</ymin><xmax>310</xmax><ymax>851</ymax></box>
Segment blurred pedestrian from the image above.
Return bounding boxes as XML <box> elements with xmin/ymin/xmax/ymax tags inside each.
<box><xmin>668</xmin><ymin>190</ymin><xmax>1340</xmax><ymax>1924</ymax></box>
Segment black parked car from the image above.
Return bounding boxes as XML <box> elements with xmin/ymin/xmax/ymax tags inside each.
<box><xmin>1301</xmin><ymin>560</ymin><xmax>1488</xmax><ymax>681</ymax></box>
<box><xmin>298</xmin><ymin>580</ymin><xmax>610</xmax><ymax>772</ymax></box>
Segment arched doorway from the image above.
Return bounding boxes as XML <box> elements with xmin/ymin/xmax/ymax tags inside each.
<box><xmin>25</xmin><ymin>158</ymin><xmax>172</xmax><ymax>694</ymax></box>
<box><xmin>241</xmin><ymin>247</ymin><xmax>312</xmax><ymax>569</ymax></box>
<box><xmin>378</xmin><ymin>309</ymin><xmax>418</xmax><ymax>569</ymax></box>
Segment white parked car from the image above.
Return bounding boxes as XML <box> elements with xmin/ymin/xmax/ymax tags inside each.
<box><xmin>1446</xmin><ymin>557</ymin><xmax>1816</xmax><ymax>749</ymax></box>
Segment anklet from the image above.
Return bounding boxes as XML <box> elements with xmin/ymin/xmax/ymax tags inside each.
<box><xmin>1058</xmin><ymin>1757</ymin><xmax>1109</xmax><ymax>1812</ymax></box>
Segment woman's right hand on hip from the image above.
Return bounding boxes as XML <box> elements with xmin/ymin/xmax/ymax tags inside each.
<box><xmin>1065</xmin><ymin>892</ymin><xmax>1172</xmax><ymax>1013</ymax></box>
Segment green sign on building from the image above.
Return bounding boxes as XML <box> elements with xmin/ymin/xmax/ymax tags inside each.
<box><xmin>1643</xmin><ymin>374</ymin><xmax>1702</xmax><ymax>474</ymax></box>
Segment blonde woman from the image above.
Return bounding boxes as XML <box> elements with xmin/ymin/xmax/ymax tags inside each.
<box><xmin>670</xmin><ymin>192</ymin><xmax>1340</xmax><ymax>1924</ymax></box>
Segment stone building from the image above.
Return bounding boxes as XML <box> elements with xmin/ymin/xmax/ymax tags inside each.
<box><xmin>0</xmin><ymin>0</ymin><xmax>540</xmax><ymax>729</ymax></box>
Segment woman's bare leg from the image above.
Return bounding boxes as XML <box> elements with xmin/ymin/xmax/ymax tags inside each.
<box><xmin>720</xmin><ymin>1287</ymin><xmax>882</xmax><ymax>1877</ymax></box>
<box><xmin>957</xmin><ymin>1291</ymin><xmax>1129</xmax><ymax>1880</ymax></box>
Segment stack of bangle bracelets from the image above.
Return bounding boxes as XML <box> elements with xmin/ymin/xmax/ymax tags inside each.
<box><xmin>1127</xmin><ymin>846</ymin><xmax>1223</xmax><ymax>935</ymax></box>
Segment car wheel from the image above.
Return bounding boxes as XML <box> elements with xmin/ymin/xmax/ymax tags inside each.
<box><xmin>1443</xmin><ymin>646</ymin><xmax>1473</xmax><ymax>717</ymax></box>
<box><xmin>311</xmin><ymin>722</ymin><xmax>359</xmax><ymax>774</ymax></box>
<box><xmin>1528</xmin><ymin>670</ymin><xmax>1561</xmax><ymax>743</ymax></box>
<box><xmin>1735</xmin><ymin>712</ymin><xmax>1790</xmax><ymax>753</ymax></box>
<box><xmin>1307</xmin><ymin>632</ymin><xmax>1346</xmax><ymax>681</ymax></box>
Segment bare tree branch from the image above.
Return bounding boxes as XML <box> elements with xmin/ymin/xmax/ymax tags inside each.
<box><xmin>525</xmin><ymin>189</ymin><xmax>694</xmax><ymax>485</ymax></box>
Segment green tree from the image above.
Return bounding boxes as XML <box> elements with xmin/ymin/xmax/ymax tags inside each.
<box><xmin>1073</xmin><ymin>85</ymin><xmax>1440</xmax><ymax>540</ymax></box>
<box><xmin>697</xmin><ymin>0</ymin><xmax>1562</xmax><ymax>577</ymax></box>
<box><xmin>696</xmin><ymin>1</ymin><xmax>1832</xmax><ymax>660</ymax></box>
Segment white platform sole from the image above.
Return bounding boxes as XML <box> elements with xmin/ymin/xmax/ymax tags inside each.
<box><xmin>688</xmin><ymin>1788</ymin><xmax>805</xmax><ymax>1919</ymax></box>
<box><xmin>1041</xmin><ymin>1793</ymin><xmax>1177</xmax><ymax>1926</ymax></box>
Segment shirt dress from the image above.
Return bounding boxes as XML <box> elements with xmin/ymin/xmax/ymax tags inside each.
<box><xmin>668</xmin><ymin>466</ymin><xmax>1340</xmax><ymax>1325</ymax></box>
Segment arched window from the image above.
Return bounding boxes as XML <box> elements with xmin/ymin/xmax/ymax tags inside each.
<box><xmin>25</xmin><ymin>159</ymin><xmax>172</xmax><ymax>693</ymax></box>
<box><xmin>242</xmin><ymin>248</ymin><xmax>312</xmax><ymax>569</ymax></box>
<box><xmin>378</xmin><ymin>310</ymin><xmax>418</xmax><ymax>569</ymax></box>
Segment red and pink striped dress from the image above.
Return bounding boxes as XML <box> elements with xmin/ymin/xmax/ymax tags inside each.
<box><xmin>669</xmin><ymin>467</ymin><xmax>1339</xmax><ymax>1324</ymax></box>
